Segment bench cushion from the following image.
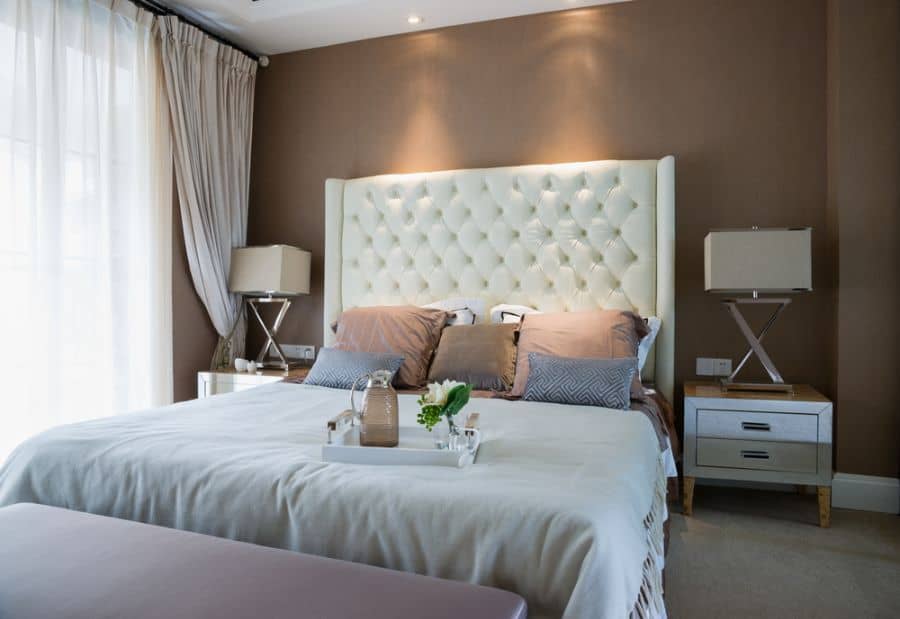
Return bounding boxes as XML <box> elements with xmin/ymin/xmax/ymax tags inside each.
<box><xmin>0</xmin><ymin>503</ymin><xmax>526</xmax><ymax>619</ymax></box>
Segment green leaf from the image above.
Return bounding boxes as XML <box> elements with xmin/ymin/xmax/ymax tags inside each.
<box><xmin>441</xmin><ymin>384</ymin><xmax>473</xmax><ymax>419</ymax></box>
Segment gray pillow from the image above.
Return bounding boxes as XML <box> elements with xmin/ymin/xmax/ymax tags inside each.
<box><xmin>304</xmin><ymin>348</ymin><xmax>404</xmax><ymax>389</ymax></box>
<box><xmin>522</xmin><ymin>353</ymin><xmax>637</xmax><ymax>409</ymax></box>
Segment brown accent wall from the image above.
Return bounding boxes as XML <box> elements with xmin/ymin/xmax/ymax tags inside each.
<box><xmin>172</xmin><ymin>194</ymin><xmax>219</xmax><ymax>402</ymax></box>
<box><xmin>826</xmin><ymin>0</ymin><xmax>900</xmax><ymax>477</ymax></box>
<box><xmin>243</xmin><ymin>0</ymin><xmax>895</xmax><ymax>474</ymax></box>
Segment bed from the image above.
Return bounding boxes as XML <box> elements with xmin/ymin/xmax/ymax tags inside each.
<box><xmin>0</xmin><ymin>157</ymin><xmax>675</xmax><ymax>619</ymax></box>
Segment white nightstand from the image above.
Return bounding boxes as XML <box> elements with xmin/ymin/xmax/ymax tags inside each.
<box><xmin>683</xmin><ymin>381</ymin><xmax>833</xmax><ymax>527</ymax></box>
<box><xmin>197</xmin><ymin>367</ymin><xmax>310</xmax><ymax>398</ymax></box>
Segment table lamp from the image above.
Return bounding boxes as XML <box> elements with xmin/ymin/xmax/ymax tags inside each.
<box><xmin>704</xmin><ymin>227</ymin><xmax>812</xmax><ymax>392</ymax></box>
<box><xmin>229</xmin><ymin>245</ymin><xmax>311</xmax><ymax>371</ymax></box>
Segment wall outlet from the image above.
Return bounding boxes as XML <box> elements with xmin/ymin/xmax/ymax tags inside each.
<box><xmin>279</xmin><ymin>344</ymin><xmax>316</xmax><ymax>360</ymax></box>
<box><xmin>696</xmin><ymin>357</ymin><xmax>733</xmax><ymax>376</ymax></box>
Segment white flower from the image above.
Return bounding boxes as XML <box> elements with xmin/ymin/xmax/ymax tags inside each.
<box><xmin>422</xmin><ymin>379</ymin><xmax>464</xmax><ymax>406</ymax></box>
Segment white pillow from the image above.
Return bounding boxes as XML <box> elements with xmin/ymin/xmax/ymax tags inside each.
<box><xmin>489</xmin><ymin>303</ymin><xmax>542</xmax><ymax>324</ymax></box>
<box><xmin>424</xmin><ymin>297</ymin><xmax>486</xmax><ymax>325</ymax></box>
<box><xmin>638</xmin><ymin>316</ymin><xmax>662</xmax><ymax>371</ymax></box>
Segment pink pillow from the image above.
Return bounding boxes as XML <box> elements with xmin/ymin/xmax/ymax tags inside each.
<box><xmin>333</xmin><ymin>306</ymin><xmax>450</xmax><ymax>388</ymax></box>
<box><xmin>511</xmin><ymin>309</ymin><xmax>649</xmax><ymax>397</ymax></box>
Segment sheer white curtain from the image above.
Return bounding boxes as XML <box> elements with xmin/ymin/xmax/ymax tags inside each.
<box><xmin>0</xmin><ymin>0</ymin><xmax>173</xmax><ymax>461</ymax></box>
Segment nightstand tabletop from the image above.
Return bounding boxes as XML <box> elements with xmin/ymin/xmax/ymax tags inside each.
<box><xmin>684</xmin><ymin>381</ymin><xmax>829</xmax><ymax>403</ymax></box>
<box><xmin>206</xmin><ymin>366</ymin><xmax>311</xmax><ymax>380</ymax></box>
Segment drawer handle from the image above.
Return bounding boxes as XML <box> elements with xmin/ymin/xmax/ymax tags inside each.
<box><xmin>741</xmin><ymin>421</ymin><xmax>771</xmax><ymax>432</ymax></box>
<box><xmin>741</xmin><ymin>450</ymin><xmax>770</xmax><ymax>460</ymax></box>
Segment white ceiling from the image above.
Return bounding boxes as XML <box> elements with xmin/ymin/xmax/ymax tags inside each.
<box><xmin>158</xmin><ymin>0</ymin><xmax>629</xmax><ymax>56</ymax></box>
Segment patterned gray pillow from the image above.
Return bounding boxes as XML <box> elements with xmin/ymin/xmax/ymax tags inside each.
<box><xmin>522</xmin><ymin>353</ymin><xmax>637</xmax><ymax>409</ymax></box>
<box><xmin>304</xmin><ymin>348</ymin><xmax>404</xmax><ymax>389</ymax></box>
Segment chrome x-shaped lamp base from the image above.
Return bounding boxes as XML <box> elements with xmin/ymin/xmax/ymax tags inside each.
<box><xmin>246</xmin><ymin>296</ymin><xmax>299</xmax><ymax>372</ymax></box>
<box><xmin>721</xmin><ymin>297</ymin><xmax>793</xmax><ymax>393</ymax></box>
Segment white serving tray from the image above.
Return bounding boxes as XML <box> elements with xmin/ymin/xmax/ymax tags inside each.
<box><xmin>322</xmin><ymin>425</ymin><xmax>480</xmax><ymax>468</ymax></box>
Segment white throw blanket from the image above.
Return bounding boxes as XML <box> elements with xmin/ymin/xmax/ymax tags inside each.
<box><xmin>0</xmin><ymin>383</ymin><xmax>665</xmax><ymax>618</ymax></box>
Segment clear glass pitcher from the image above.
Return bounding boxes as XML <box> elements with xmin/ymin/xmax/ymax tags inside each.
<box><xmin>350</xmin><ymin>370</ymin><xmax>399</xmax><ymax>447</ymax></box>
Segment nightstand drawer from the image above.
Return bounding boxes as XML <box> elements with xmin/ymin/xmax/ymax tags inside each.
<box><xmin>696</xmin><ymin>438</ymin><xmax>818</xmax><ymax>473</ymax></box>
<box><xmin>697</xmin><ymin>409</ymin><xmax>817</xmax><ymax>442</ymax></box>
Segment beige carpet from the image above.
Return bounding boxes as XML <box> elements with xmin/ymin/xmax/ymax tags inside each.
<box><xmin>664</xmin><ymin>486</ymin><xmax>900</xmax><ymax>618</ymax></box>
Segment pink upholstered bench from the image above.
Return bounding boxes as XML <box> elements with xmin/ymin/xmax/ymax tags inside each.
<box><xmin>0</xmin><ymin>503</ymin><xmax>527</xmax><ymax>619</ymax></box>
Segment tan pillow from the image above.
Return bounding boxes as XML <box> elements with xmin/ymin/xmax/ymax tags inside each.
<box><xmin>511</xmin><ymin>309</ymin><xmax>649</xmax><ymax>397</ymax></box>
<box><xmin>333</xmin><ymin>306</ymin><xmax>450</xmax><ymax>388</ymax></box>
<box><xmin>428</xmin><ymin>324</ymin><xmax>518</xmax><ymax>392</ymax></box>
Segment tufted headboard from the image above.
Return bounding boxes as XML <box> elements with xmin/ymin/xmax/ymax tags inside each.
<box><xmin>324</xmin><ymin>157</ymin><xmax>675</xmax><ymax>400</ymax></box>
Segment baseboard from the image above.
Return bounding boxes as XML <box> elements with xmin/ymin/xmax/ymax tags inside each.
<box><xmin>832</xmin><ymin>473</ymin><xmax>900</xmax><ymax>514</ymax></box>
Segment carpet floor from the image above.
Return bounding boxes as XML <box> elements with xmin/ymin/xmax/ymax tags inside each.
<box><xmin>664</xmin><ymin>486</ymin><xmax>900</xmax><ymax>618</ymax></box>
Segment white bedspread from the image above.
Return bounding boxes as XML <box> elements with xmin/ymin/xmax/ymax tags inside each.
<box><xmin>0</xmin><ymin>383</ymin><xmax>664</xmax><ymax>619</ymax></box>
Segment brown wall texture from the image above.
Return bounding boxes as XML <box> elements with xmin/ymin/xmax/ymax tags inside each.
<box><xmin>238</xmin><ymin>0</ymin><xmax>897</xmax><ymax>475</ymax></box>
<box><xmin>827</xmin><ymin>0</ymin><xmax>900</xmax><ymax>477</ymax></box>
<box><xmin>172</xmin><ymin>195</ymin><xmax>218</xmax><ymax>402</ymax></box>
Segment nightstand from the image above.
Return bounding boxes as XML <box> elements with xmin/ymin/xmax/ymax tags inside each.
<box><xmin>197</xmin><ymin>366</ymin><xmax>310</xmax><ymax>398</ymax></box>
<box><xmin>683</xmin><ymin>381</ymin><xmax>833</xmax><ymax>527</ymax></box>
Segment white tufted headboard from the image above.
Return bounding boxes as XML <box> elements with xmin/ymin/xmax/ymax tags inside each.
<box><xmin>324</xmin><ymin>157</ymin><xmax>675</xmax><ymax>400</ymax></box>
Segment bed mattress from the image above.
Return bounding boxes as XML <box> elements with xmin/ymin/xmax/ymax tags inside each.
<box><xmin>0</xmin><ymin>383</ymin><xmax>666</xmax><ymax>619</ymax></box>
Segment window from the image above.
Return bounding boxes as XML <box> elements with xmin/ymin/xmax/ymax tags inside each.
<box><xmin>0</xmin><ymin>0</ymin><xmax>171</xmax><ymax>460</ymax></box>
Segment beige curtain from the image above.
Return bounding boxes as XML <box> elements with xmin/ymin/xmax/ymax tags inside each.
<box><xmin>157</xmin><ymin>15</ymin><xmax>256</xmax><ymax>369</ymax></box>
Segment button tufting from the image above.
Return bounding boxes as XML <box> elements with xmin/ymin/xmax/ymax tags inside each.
<box><xmin>339</xmin><ymin>162</ymin><xmax>656</xmax><ymax>331</ymax></box>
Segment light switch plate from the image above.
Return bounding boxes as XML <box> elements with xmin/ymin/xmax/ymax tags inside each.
<box><xmin>696</xmin><ymin>357</ymin><xmax>733</xmax><ymax>376</ymax></box>
<box><xmin>713</xmin><ymin>358</ymin><xmax>733</xmax><ymax>376</ymax></box>
<box><xmin>278</xmin><ymin>344</ymin><xmax>316</xmax><ymax>360</ymax></box>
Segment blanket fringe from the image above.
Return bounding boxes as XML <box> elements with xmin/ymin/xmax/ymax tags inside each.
<box><xmin>629</xmin><ymin>454</ymin><xmax>668</xmax><ymax>619</ymax></box>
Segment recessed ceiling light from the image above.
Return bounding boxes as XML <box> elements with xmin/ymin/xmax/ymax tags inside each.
<box><xmin>407</xmin><ymin>15</ymin><xmax>423</xmax><ymax>25</ymax></box>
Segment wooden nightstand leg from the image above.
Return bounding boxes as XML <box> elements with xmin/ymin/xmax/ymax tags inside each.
<box><xmin>817</xmin><ymin>486</ymin><xmax>831</xmax><ymax>528</ymax></box>
<box><xmin>683</xmin><ymin>476</ymin><xmax>695</xmax><ymax>516</ymax></box>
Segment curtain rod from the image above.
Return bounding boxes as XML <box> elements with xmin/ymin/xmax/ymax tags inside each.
<box><xmin>130</xmin><ymin>0</ymin><xmax>261</xmax><ymax>62</ymax></box>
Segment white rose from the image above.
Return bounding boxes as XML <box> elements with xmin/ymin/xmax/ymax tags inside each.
<box><xmin>425</xmin><ymin>382</ymin><xmax>447</xmax><ymax>405</ymax></box>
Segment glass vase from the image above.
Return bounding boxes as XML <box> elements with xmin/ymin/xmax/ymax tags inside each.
<box><xmin>448</xmin><ymin>418</ymin><xmax>463</xmax><ymax>451</ymax></box>
<box><xmin>433</xmin><ymin>418</ymin><xmax>464</xmax><ymax>450</ymax></box>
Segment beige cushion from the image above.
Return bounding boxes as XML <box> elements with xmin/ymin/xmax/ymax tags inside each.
<box><xmin>334</xmin><ymin>306</ymin><xmax>449</xmax><ymax>388</ymax></box>
<box><xmin>511</xmin><ymin>309</ymin><xmax>649</xmax><ymax>397</ymax></box>
<box><xmin>428</xmin><ymin>324</ymin><xmax>518</xmax><ymax>391</ymax></box>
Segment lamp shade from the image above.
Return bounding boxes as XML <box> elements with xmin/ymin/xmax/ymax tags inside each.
<box><xmin>704</xmin><ymin>228</ymin><xmax>812</xmax><ymax>293</ymax></box>
<box><xmin>229</xmin><ymin>245</ymin><xmax>311</xmax><ymax>296</ymax></box>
